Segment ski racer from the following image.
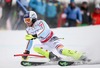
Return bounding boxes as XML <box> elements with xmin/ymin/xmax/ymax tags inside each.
<box><xmin>22</xmin><ymin>11</ymin><xmax>87</xmax><ymax>61</ymax></box>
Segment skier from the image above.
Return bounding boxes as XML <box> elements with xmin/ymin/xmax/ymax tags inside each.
<box><xmin>22</xmin><ymin>11</ymin><xmax>86</xmax><ymax>61</ymax></box>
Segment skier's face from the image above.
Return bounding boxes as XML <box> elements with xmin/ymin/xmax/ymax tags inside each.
<box><xmin>24</xmin><ymin>18</ymin><xmax>33</xmax><ymax>27</ymax></box>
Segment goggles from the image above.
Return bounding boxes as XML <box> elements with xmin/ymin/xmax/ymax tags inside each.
<box><xmin>24</xmin><ymin>18</ymin><xmax>32</xmax><ymax>23</ymax></box>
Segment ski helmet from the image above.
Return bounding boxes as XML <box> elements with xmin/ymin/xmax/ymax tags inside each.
<box><xmin>24</xmin><ymin>11</ymin><xmax>37</xmax><ymax>24</ymax></box>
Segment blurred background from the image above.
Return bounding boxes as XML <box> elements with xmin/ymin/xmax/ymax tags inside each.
<box><xmin>0</xmin><ymin>0</ymin><xmax>100</xmax><ymax>30</ymax></box>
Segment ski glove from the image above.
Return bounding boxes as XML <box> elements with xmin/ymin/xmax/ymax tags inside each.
<box><xmin>25</xmin><ymin>34</ymin><xmax>37</xmax><ymax>40</ymax></box>
<box><xmin>22</xmin><ymin>50</ymin><xmax>30</xmax><ymax>60</ymax></box>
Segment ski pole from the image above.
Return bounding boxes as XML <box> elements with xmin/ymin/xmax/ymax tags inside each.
<box><xmin>58</xmin><ymin>38</ymin><xmax>64</xmax><ymax>40</ymax></box>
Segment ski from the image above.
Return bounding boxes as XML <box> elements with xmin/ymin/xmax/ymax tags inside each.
<box><xmin>21</xmin><ymin>61</ymin><xmax>46</xmax><ymax>66</ymax></box>
<box><xmin>21</xmin><ymin>60</ymin><xmax>100</xmax><ymax>66</ymax></box>
<box><xmin>58</xmin><ymin>60</ymin><xmax>100</xmax><ymax>66</ymax></box>
<box><xmin>21</xmin><ymin>60</ymin><xmax>74</xmax><ymax>66</ymax></box>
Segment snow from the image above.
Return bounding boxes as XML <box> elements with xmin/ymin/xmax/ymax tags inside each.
<box><xmin>0</xmin><ymin>25</ymin><xmax>100</xmax><ymax>68</ymax></box>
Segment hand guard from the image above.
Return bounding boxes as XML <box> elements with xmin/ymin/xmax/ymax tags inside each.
<box><xmin>22</xmin><ymin>50</ymin><xmax>30</xmax><ymax>60</ymax></box>
<box><xmin>25</xmin><ymin>34</ymin><xmax>37</xmax><ymax>40</ymax></box>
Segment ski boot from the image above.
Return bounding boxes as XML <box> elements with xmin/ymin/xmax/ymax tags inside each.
<box><xmin>79</xmin><ymin>54</ymin><xmax>91</xmax><ymax>64</ymax></box>
<box><xmin>49</xmin><ymin>52</ymin><xmax>61</xmax><ymax>62</ymax></box>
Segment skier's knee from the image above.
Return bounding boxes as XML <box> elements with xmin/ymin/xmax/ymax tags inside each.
<box><xmin>56</xmin><ymin>45</ymin><xmax>64</xmax><ymax>54</ymax></box>
<box><xmin>57</xmin><ymin>48</ymin><xmax>63</xmax><ymax>54</ymax></box>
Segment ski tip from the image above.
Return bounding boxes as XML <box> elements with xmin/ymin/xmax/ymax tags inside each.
<box><xmin>21</xmin><ymin>61</ymin><xmax>28</xmax><ymax>66</ymax></box>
